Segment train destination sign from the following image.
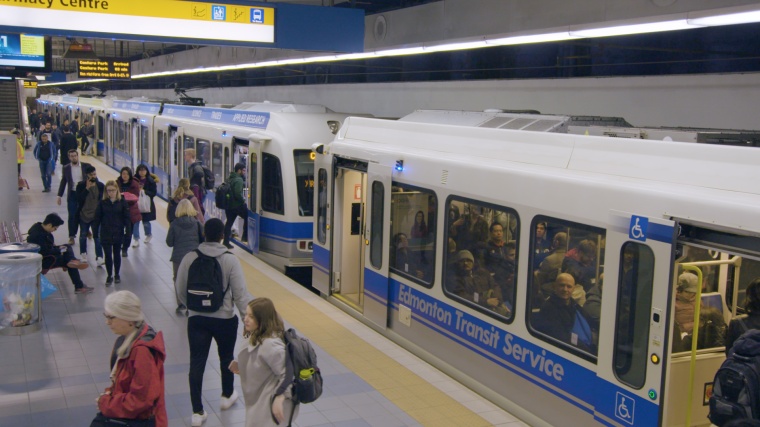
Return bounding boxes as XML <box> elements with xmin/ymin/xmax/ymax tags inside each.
<box><xmin>77</xmin><ymin>59</ymin><xmax>130</xmax><ymax>79</ymax></box>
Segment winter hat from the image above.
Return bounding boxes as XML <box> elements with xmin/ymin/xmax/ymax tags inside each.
<box><xmin>678</xmin><ymin>272</ymin><xmax>699</xmax><ymax>294</ymax></box>
<box><xmin>104</xmin><ymin>291</ymin><xmax>144</xmax><ymax>322</ymax></box>
<box><xmin>455</xmin><ymin>250</ymin><xmax>474</xmax><ymax>263</ymax></box>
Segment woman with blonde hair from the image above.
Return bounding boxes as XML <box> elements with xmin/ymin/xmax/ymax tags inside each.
<box><xmin>96</xmin><ymin>180</ymin><xmax>130</xmax><ymax>286</ymax></box>
<box><xmin>168</xmin><ymin>178</ymin><xmax>204</xmax><ymax>224</ymax></box>
<box><xmin>229</xmin><ymin>298</ymin><xmax>297</xmax><ymax>427</ymax></box>
<box><xmin>166</xmin><ymin>199</ymin><xmax>204</xmax><ymax>314</ymax></box>
<box><xmin>95</xmin><ymin>291</ymin><xmax>167</xmax><ymax>427</ymax></box>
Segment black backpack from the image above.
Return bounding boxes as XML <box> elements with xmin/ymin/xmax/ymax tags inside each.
<box><xmin>215</xmin><ymin>182</ymin><xmax>231</xmax><ymax>210</ymax></box>
<box><xmin>185</xmin><ymin>249</ymin><xmax>230</xmax><ymax>312</ymax></box>
<box><xmin>276</xmin><ymin>328</ymin><xmax>323</xmax><ymax>425</ymax></box>
<box><xmin>202</xmin><ymin>166</ymin><xmax>215</xmax><ymax>190</ymax></box>
<box><xmin>167</xmin><ymin>198</ymin><xmax>179</xmax><ymax>223</ymax></box>
<box><xmin>709</xmin><ymin>327</ymin><xmax>760</xmax><ymax>426</ymax></box>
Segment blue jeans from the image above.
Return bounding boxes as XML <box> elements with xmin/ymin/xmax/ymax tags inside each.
<box><xmin>132</xmin><ymin>220</ymin><xmax>152</xmax><ymax>239</ymax></box>
<box><xmin>79</xmin><ymin>220</ymin><xmax>103</xmax><ymax>258</ymax></box>
<box><xmin>38</xmin><ymin>160</ymin><xmax>52</xmax><ymax>190</ymax></box>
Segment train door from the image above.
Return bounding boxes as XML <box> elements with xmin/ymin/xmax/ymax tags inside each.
<box><xmin>362</xmin><ymin>163</ymin><xmax>392</xmax><ymax>329</ymax></box>
<box><xmin>662</xmin><ymin>223</ymin><xmax>760</xmax><ymax>427</ymax></box>
<box><xmin>130</xmin><ymin>119</ymin><xmax>140</xmax><ymax>171</ymax></box>
<box><xmin>167</xmin><ymin>126</ymin><xmax>181</xmax><ymax>196</ymax></box>
<box><xmin>312</xmin><ymin>150</ymin><xmax>332</xmax><ymax>295</ymax></box>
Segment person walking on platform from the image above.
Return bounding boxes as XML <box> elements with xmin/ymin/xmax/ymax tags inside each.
<box><xmin>28</xmin><ymin>108</ymin><xmax>40</xmax><ymax>138</ymax></box>
<box><xmin>79</xmin><ymin>119</ymin><xmax>94</xmax><ymax>156</ymax></box>
<box><xmin>184</xmin><ymin>148</ymin><xmax>206</xmax><ymax>206</ymax></box>
<box><xmin>168</xmin><ymin>178</ymin><xmax>204</xmax><ymax>225</ymax></box>
<box><xmin>96</xmin><ymin>291</ymin><xmax>167</xmax><ymax>427</ymax></box>
<box><xmin>59</xmin><ymin>125</ymin><xmax>78</xmax><ymax>167</ymax></box>
<box><xmin>117</xmin><ymin>167</ymin><xmax>142</xmax><ymax>257</ymax></box>
<box><xmin>175</xmin><ymin>218</ymin><xmax>252</xmax><ymax>426</ymax></box>
<box><xmin>223</xmin><ymin>162</ymin><xmax>247</xmax><ymax>249</ymax></box>
<box><xmin>27</xmin><ymin>213</ymin><xmax>93</xmax><ymax>294</ymax></box>
<box><xmin>70</xmin><ymin>115</ymin><xmax>79</xmax><ymax>138</ymax></box>
<box><xmin>133</xmin><ymin>164</ymin><xmax>157</xmax><ymax>245</ymax></box>
<box><xmin>229</xmin><ymin>297</ymin><xmax>297</xmax><ymax>427</ymax></box>
<box><xmin>166</xmin><ymin>199</ymin><xmax>204</xmax><ymax>314</ymax></box>
<box><xmin>33</xmin><ymin>132</ymin><xmax>55</xmax><ymax>192</ymax></box>
<box><xmin>76</xmin><ymin>165</ymin><xmax>105</xmax><ymax>266</ymax></box>
<box><xmin>15</xmin><ymin>130</ymin><xmax>24</xmax><ymax>190</ymax></box>
<box><xmin>96</xmin><ymin>181</ymin><xmax>130</xmax><ymax>286</ymax></box>
<box><xmin>57</xmin><ymin>149</ymin><xmax>90</xmax><ymax>245</ymax></box>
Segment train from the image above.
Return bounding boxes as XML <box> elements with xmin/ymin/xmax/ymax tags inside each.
<box><xmin>310</xmin><ymin>115</ymin><xmax>760</xmax><ymax>426</ymax></box>
<box><xmin>35</xmin><ymin>94</ymin><xmax>353</xmax><ymax>276</ymax></box>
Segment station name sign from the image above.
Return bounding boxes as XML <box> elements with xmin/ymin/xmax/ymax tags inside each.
<box><xmin>77</xmin><ymin>59</ymin><xmax>130</xmax><ymax>79</ymax></box>
<box><xmin>23</xmin><ymin>80</ymin><xmax>38</xmax><ymax>88</ymax></box>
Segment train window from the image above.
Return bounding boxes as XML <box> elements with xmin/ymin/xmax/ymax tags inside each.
<box><xmin>369</xmin><ymin>181</ymin><xmax>384</xmax><ymax>269</ymax></box>
<box><xmin>183</xmin><ymin>136</ymin><xmax>195</xmax><ymax>177</ymax></box>
<box><xmin>156</xmin><ymin>131</ymin><xmax>165</xmax><ymax>171</ymax></box>
<box><xmin>224</xmin><ymin>147</ymin><xmax>230</xmax><ymax>179</ymax></box>
<box><xmin>212</xmin><ymin>142</ymin><xmax>223</xmax><ymax>187</ymax></box>
<box><xmin>196</xmin><ymin>139</ymin><xmax>211</xmax><ymax>169</ymax></box>
<box><xmin>390</xmin><ymin>184</ymin><xmax>436</xmax><ymax>288</ymax></box>
<box><xmin>293</xmin><ymin>150</ymin><xmax>315</xmax><ymax>217</ymax></box>
<box><xmin>317</xmin><ymin>168</ymin><xmax>327</xmax><ymax>245</ymax></box>
<box><xmin>261</xmin><ymin>153</ymin><xmax>283</xmax><ymax>214</ymax></box>
<box><xmin>163</xmin><ymin>132</ymin><xmax>169</xmax><ymax>172</ymax></box>
<box><xmin>97</xmin><ymin>116</ymin><xmax>104</xmax><ymax>140</ymax></box>
<box><xmin>614</xmin><ymin>242</ymin><xmax>654</xmax><ymax>388</ymax></box>
<box><xmin>443</xmin><ymin>197</ymin><xmax>518</xmax><ymax>322</ymax></box>
<box><xmin>528</xmin><ymin>216</ymin><xmax>605</xmax><ymax>359</ymax></box>
<box><xmin>119</xmin><ymin>121</ymin><xmax>127</xmax><ymax>153</ymax></box>
<box><xmin>140</xmin><ymin>125</ymin><xmax>149</xmax><ymax>164</ymax></box>
<box><xmin>249</xmin><ymin>152</ymin><xmax>258</xmax><ymax>212</ymax></box>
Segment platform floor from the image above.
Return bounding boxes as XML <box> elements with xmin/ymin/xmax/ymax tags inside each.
<box><xmin>0</xmin><ymin>152</ymin><xmax>526</xmax><ymax>427</ymax></box>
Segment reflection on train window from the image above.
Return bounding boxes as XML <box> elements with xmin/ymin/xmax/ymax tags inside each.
<box><xmin>249</xmin><ymin>152</ymin><xmax>258</xmax><ymax>212</ymax></box>
<box><xmin>97</xmin><ymin>116</ymin><xmax>104</xmax><ymax>140</ymax></box>
<box><xmin>369</xmin><ymin>181</ymin><xmax>384</xmax><ymax>270</ymax></box>
<box><xmin>117</xmin><ymin>121</ymin><xmax>127</xmax><ymax>153</ymax></box>
<box><xmin>156</xmin><ymin>131</ymin><xmax>165</xmax><ymax>171</ymax></box>
<box><xmin>261</xmin><ymin>153</ymin><xmax>283</xmax><ymax>214</ymax></box>
<box><xmin>196</xmin><ymin>139</ymin><xmax>211</xmax><ymax>168</ymax></box>
<box><xmin>614</xmin><ymin>242</ymin><xmax>654</xmax><ymax>388</ymax></box>
<box><xmin>163</xmin><ymin>132</ymin><xmax>169</xmax><ymax>172</ymax></box>
<box><xmin>183</xmin><ymin>136</ymin><xmax>195</xmax><ymax>176</ymax></box>
<box><xmin>529</xmin><ymin>216</ymin><xmax>605</xmax><ymax>358</ymax></box>
<box><xmin>140</xmin><ymin>125</ymin><xmax>149</xmax><ymax>164</ymax></box>
<box><xmin>443</xmin><ymin>197</ymin><xmax>518</xmax><ymax>321</ymax></box>
<box><xmin>293</xmin><ymin>150</ymin><xmax>315</xmax><ymax>217</ymax></box>
<box><xmin>317</xmin><ymin>168</ymin><xmax>327</xmax><ymax>244</ymax></box>
<box><xmin>224</xmin><ymin>147</ymin><xmax>230</xmax><ymax>179</ymax></box>
<box><xmin>389</xmin><ymin>184</ymin><xmax>436</xmax><ymax>287</ymax></box>
<box><xmin>212</xmin><ymin>142</ymin><xmax>223</xmax><ymax>187</ymax></box>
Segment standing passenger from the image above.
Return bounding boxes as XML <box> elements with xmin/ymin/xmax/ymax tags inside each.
<box><xmin>117</xmin><ymin>167</ymin><xmax>142</xmax><ymax>257</ymax></box>
<box><xmin>33</xmin><ymin>132</ymin><xmax>55</xmax><ymax>192</ymax></box>
<box><xmin>229</xmin><ymin>298</ymin><xmax>296</xmax><ymax>427</ymax></box>
<box><xmin>166</xmin><ymin>199</ymin><xmax>204</xmax><ymax>314</ymax></box>
<box><xmin>133</xmin><ymin>164</ymin><xmax>157</xmax><ymax>244</ymax></box>
<box><xmin>96</xmin><ymin>181</ymin><xmax>130</xmax><ymax>286</ymax></box>
<box><xmin>223</xmin><ymin>163</ymin><xmax>247</xmax><ymax>249</ymax></box>
<box><xmin>75</xmin><ymin>165</ymin><xmax>105</xmax><ymax>266</ymax></box>
<box><xmin>56</xmin><ymin>149</ymin><xmax>89</xmax><ymax>245</ymax></box>
<box><xmin>168</xmin><ymin>178</ymin><xmax>204</xmax><ymax>224</ymax></box>
<box><xmin>725</xmin><ymin>278</ymin><xmax>760</xmax><ymax>355</ymax></box>
<box><xmin>184</xmin><ymin>148</ymin><xmax>206</xmax><ymax>206</ymax></box>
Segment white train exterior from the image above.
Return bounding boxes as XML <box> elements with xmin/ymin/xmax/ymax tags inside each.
<box><xmin>312</xmin><ymin>116</ymin><xmax>760</xmax><ymax>426</ymax></box>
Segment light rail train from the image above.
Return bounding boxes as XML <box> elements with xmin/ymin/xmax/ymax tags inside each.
<box><xmin>311</xmin><ymin>116</ymin><xmax>760</xmax><ymax>426</ymax></box>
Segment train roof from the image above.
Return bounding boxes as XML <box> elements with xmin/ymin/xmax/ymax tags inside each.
<box><xmin>232</xmin><ymin>102</ymin><xmax>334</xmax><ymax>113</ymax></box>
<box><xmin>335</xmin><ymin>116</ymin><xmax>760</xmax><ymax>196</ymax></box>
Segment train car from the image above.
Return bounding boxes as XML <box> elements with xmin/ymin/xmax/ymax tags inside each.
<box><xmin>104</xmin><ymin>99</ymin><xmax>162</xmax><ymax>173</ymax></box>
<box><xmin>400</xmin><ymin>109</ymin><xmax>630</xmax><ymax>131</ymax></box>
<box><xmin>312</xmin><ymin>116</ymin><xmax>760</xmax><ymax>426</ymax></box>
<box><xmin>154</xmin><ymin>102</ymin><xmax>351</xmax><ymax>276</ymax></box>
<box><xmin>74</xmin><ymin>96</ymin><xmax>111</xmax><ymax>160</ymax></box>
<box><xmin>567</xmin><ymin>125</ymin><xmax>760</xmax><ymax>147</ymax></box>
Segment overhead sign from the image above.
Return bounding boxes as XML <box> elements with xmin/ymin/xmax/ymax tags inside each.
<box><xmin>0</xmin><ymin>1</ymin><xmax>275</xmax><ymax>44</ymax></box>
<box><xmin>0</xmin><ymin>33</ymin><xmax>45</xmax><ymax>67</ymax></box>
<box><xmin>77</xmin><ymin>59</ymin><xmax>130</xmax><ymax>79</ymax></box>
<box><xmin>23</xmin><ymin>80</ymin><xmax>38</xmax><ymax>88</ymax></box>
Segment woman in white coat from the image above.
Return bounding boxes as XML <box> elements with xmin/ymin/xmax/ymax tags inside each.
<box><xmin>229</xmin><ymin>298</ymin><xmax>297</xmax><ymax>427</ymax></box>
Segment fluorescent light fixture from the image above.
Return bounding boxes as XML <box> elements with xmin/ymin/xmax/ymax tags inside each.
<box><xmin>425</xmin><ymin>40</ymin><xmax>488</xmax><ymax>52</ymax></box>
<box><xmin>308</xmin><ymin>55</ymin><xmax>339</xmax><ymax>63</ymax></box>
<box><xmin>688</xmin><ymin>8</ymin><xmax>760</xmax><ymax>26</ymax></box>
<box><xmin>335</xmin><ymin>52</ymin><xmax>376</xmax><ymax>61</ymax></box>
<box><xmin>39</xmin><ymin>78</ymin><xmax>107</xmax><ymax>86</ymax></box>
<box><xmin>487</xmin><ymin>32</ymin><xmax>578</xmax><ymax>45</ymax></box>
<box><xmin>374</xmin><ymin>47</ymin><xmax>426</xmax><ymax>57</ymax></box>
<box><xmin>569</xmin><ymin>19</ymin><xmax>701</xmax><ymax>38</ymax></box>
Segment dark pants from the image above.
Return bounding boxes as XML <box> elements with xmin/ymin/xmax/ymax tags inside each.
<box><xmin>121</xmin><ymin>223</ymin><xmax>134</xmax><ymax>255</ymax></box>
<box><xmin>38</xmin><ymin>160</ymin><xmax>52</xmax><ymax>190</ymax></box>
<box><xmin>79</xmin><ymin>219</ymin><xmax>103</xmax><ymax>258</ymax></box>
<box><xmin>81</xmin><ymin>138</ymin><xmax>90</xmax><ymax>154</ymax></box>
<box><xmin>66</xmin><ymin>195</ymin><xmax>78</xmax><ymax>238</ymax></box>
<box><xmin>223</xmin><ymin>205</ymin><xmax>248</xmax><ymax>245</ymax></box>
<box><xmin>48</xmin><ymin>245</ymin><xmax>84</xmax><ymax>288</ymax></box>
<box><xmin>102</xmin><ymin>242</ymin><xmax>122</xmax><ymax>277</ymax></box>
<box><xmin>188</xmin><ymin>315</ymin><xmax>238</xmax><ymax>413</ymax></box>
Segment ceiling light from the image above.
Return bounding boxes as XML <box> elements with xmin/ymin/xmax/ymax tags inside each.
<box><xmin>569</xmin><ymin>19</ymin><xmax>701</xmax><ymax>38</ymax></box>
<box><xmin>487</xmin><ymin>32</ymin><xmax>579</xmax><ymax>45</ymax></box>
<box><xmin>335</xmin><ymin>52</ymin><xmax>376</xmax><ymax>61</ymax></box>
<box><xmin>424</xmin><ymin>40</ymin><xmax>488</xmax><ymax>52</ymax></box>
<box><xmin>688</xmin><ymin>8</ymin><xmax>760</xmax><ymax>26</ymax></box>
<box><xmin>374</xmin><ymin>47</ymin><xmax>426</xmax><ymax>57</ymax></box>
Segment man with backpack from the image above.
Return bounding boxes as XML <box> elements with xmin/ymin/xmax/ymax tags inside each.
<box><xmin>175</xmin><ymin>218</ymin><xmax>252</xmax><ymax>427</ymax></box>
<box><xmin>184</xmin><ymin>148</ymin><xmax>214</xmax><ymax>206</ymax></box>
<box><xmin>222</xmin><ymin>162</ymin><xmax>248</xmax><ymax>249</ymax></box>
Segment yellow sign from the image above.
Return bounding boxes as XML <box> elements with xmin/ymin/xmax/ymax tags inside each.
<box><xmin>77</xmin><ymin>60</ymin><xmax>131</xmax><ymax>79</ymax></box>
<box><xmin>23</xmin><ymin>81</ymin><xmax>38</xmax><ymax>88</ymax></box>
<box><xmin>0</xmin><ymin>1</ymin><xmax>275</xmax><ymax>44</ymax></box>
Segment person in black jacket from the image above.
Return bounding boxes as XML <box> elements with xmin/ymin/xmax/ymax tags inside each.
<box><xmin>79</xmin><ymin>119</ymin><xmax>94</xmax><ymax>156</ymax></box>
<box><xmin>58</xmin><ymin>126</ymin><xmax>78</xmax><ymax>167</ymax></box>
<box><xmin>133</xmin><ymin>164</ymin><xmax>157</xmax><ymax>244</ymax></box>
<box><xmin>27</xmin><ymin>213</ymin><xmax>93</xmax><ymax>294</ymax></box>
<box><xmin>96</xmin><ymin>181</ymin><xmax>131</xmax><ymax>286</ymax></box>
<box><xmin>75</xmin><ymin>165</ymin><xmax>105</xmax><ymax>265</ymax></box>
<box><xmin>726</xmin><ymin>278</ymin><xmax>760</xmax><ymax>355</ymax></box>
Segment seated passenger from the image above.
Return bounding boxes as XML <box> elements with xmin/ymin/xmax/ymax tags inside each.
<box><xmin>562</xmin><ymin>239</ymin><xmax>598</xmax><ymax>291</ymax></box>
<box><xmin>447</xmin><ymin>250</ymin><xmax>510</xmax><ymax>316</ymax></box>
<box><xmin>393</xmin><ymin>233</ymin><xmax>429</xmax><ymax>281</ymax></box>
<box><xmin>475</xmin><ymin>223</ymin><xmax>516</xmax><ymax>304</ymax></box>
<box><xmin>27</xmin><ymin>213</ymin><xmax>93</xmax><ymax>294</ymax></box>
<box><xmin>533</xmin><ymin>273</ymin><xmax>595</xmax><ymax>353</ymax></box>
<box><xmin>533</xmin><ymin>222</ymin><xmax>552</xmax><ymax>268</ymax></box>
<box><xmin>449</xmin><ymin>207</ymin><xmax>489</xmax><ymax>253</ymax></box>
<box><xmin>675</xmin><ymin>272</ymin><xmax>699</xmax><ymax>338</ymax></box>
<box><xmin>534</xmin><ymin>232</ymin><xmax>568</xmax><ymax>298</ymax></box>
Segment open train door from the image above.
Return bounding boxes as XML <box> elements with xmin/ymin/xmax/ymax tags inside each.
<box><xmin>246</xmin><ymin>135</ymin><xmax>265</xmax><ymax>255</ymax></box>
<box><xmin>312</xmin><ymin>147</ymin><xmax>332</xmax><ymax>295</ymax></box>
<box><xmin>362</xmin><ymin>162</ymin><xmax>392</xmax><ymax>330</ymax></box>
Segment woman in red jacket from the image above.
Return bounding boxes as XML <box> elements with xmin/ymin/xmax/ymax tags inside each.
<box><xmin>95</xmin><ymin>291</ymin><xmax>167</xmax><ymax>427</ymax></box>
<box><xmin>117</xmin><ymin>167</ymin><xmax>142</xmax><ymax>258</ymax></box>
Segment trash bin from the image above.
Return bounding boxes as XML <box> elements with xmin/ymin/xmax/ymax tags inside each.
<box><xmin>0</xmin><ymin>252</ymin><xmax>43</xmax><ymax>335</ymax></box>
<box><xmin>0</xmin><ymin>242</ymin><xmax>40</xmax><ymax>254</ymax></box>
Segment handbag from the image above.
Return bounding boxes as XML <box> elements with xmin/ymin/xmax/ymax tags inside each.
<box><xmin>137</xmin><ymin>190</ymin><xmax>151</xmax><ymax>213</ymax></box>
<box><xmin>89</xmin><ymin>412</ymin><xmax>155</xmax><ymax>427</ymax></box>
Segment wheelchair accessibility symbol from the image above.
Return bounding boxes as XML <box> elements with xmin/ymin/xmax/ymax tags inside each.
<box><xmin>615</xmin><ymin>392</ymin><xmax>635</xmax><ymax>425</ymax></box>
<box><xmin>629</xmin><ymin>215</ymin><xmax>648</xmax><ymax>242</ymax></box>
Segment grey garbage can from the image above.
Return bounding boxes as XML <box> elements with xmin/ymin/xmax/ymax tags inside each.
<box><xmin>0</xmin><ymin>242</ymin><xmax>41</xmax><ymax>254</ymax></box>
<box><xmin>0</xmin><ymin>252</ymin><xmax>43</xmax><ymax>335</ymax></box>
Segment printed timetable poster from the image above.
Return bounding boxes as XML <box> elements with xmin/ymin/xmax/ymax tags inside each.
<box><xmin>0</xmin><ymin>33</ymin><xmax>45</xmax><ymax>68</ymax></box>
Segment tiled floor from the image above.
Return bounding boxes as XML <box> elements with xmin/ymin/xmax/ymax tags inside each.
<box><xmin>0</xmin><ymin>152</ymin><xmax>526</xmax><ymax>427</ymax></box>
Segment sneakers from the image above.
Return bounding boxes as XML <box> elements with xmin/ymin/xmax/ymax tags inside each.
<box><xmin>114</xmin><ymin>275</ymin><xmax>121</xmax><ymax>284</ymax></box>
<box><xmin>74</xmin><ymin>285</ymin><xmax>94</xmax><ymax>294</ymax></box>
<box><xmin>220</xmin><ymin>390</ymin><xmax>238</xmax><ymax>410</ymax></box>
<box><xmin>68</xmin><ymin>237</ymin><xmax>75</xmax><ymax>245</ymax></box>
<box><xmin>96</xmin><ymin>257</ymin><xmax>105</xmax><ymax>267</ymax></box>
<box><xmin>66</xmin><ymin>260</ymin><xmax>89</xmax><ymax>270</ymax></box>
<box><xmin>144</xmin><ymin>235</ymin><xmax>152</xmax><ymax>244</ymax></box>
<box><xmin>176</xmin><ymin>304</ymin><xmax>187</xmax><ymax>314</ymax></box>
<box><xmin>132</xmin><ymin>238</ymin><xmax>139</xmax><ymax>248</ymax></box>
<box><xmin>80</xmin><ymin>253</ymin><xmax>88</xmax><ymax>261</ymax></box>
<box><xmin>105</xmin><ymin>277</ymin><xmax>113</xmax><ymax>287</ymax></box>
<box><xmin>191</xmin><ymin>411</ymin><xmax>207</xmax><ymax>426</ymax></box>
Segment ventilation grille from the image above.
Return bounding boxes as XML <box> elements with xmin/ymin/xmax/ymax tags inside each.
<box><xmin>441</xmin><ymin>170</ymin><xmax>448</xmax><ymax>185</ymax></box>
<box><xmin>523</xmin><ymin>119</ymin><xmax>564</xmax><ymax>132</ymax></box>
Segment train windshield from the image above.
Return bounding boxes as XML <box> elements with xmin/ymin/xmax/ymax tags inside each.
<box><xmin>294</xmin><ymin>150</ymin><xmax>315</xmax><ymax>216</ymax></box>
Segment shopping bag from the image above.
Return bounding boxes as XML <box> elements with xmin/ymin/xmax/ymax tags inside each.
<box><xmin>137</xmin><ymin>190</ymin><xmax>151</xmax><ymax>213</ymax></box>
<box><xmin>18</xmin><ymin>176</ymin><xmax>29</xmax><ymax>190</ymax></box>
<box><xmin>40</xmin><ymin>274</ymin><xmax>58</xmax><ymax>299</ymax></box>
